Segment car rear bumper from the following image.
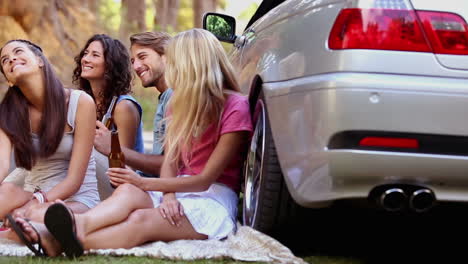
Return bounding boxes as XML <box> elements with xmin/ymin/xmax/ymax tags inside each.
<box><xmin>263</xmin><ymin>72</ymin><xmax>468</xmax><ymax>207</ymax></box>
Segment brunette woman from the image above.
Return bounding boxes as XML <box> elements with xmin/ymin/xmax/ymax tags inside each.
<box><xmin>73</xmin><ymin>34</ymin><xmax>144</xmax><ymax>199</ymax></box>
<box><xmin>0</xmin><ymin>39</ymin><xmax>100</xmax><ymax>255</ymax></box>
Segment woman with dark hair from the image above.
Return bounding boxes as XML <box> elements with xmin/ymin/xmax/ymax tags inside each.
<box><xmin>73</xmin><ymin>34</ymin><xmax>144</xmax><ymax>200</ymax></box>
<box><xmin>0</xmin><ymin>39</ymin><xmax>100</xmax><ymax>255</ymax></box>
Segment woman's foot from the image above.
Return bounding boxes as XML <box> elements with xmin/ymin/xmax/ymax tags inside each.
<box><xmin>8</xmin><ymin>217</ymin><xmax>62</xmax><ymax>257</ymax></box>
<box><xmin>0</xmin><ymin>228</ymin><xmax>17</xmax><ymax>241</ymax></box>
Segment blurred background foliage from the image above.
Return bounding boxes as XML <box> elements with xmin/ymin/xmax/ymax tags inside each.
<box><xmin>0</xmin><ymin>0</ymin><xmax>260</xmax><ymax>130</ymax></box>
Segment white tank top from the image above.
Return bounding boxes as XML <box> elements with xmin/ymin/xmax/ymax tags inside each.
<box><xmin>24</xmin><ymin>90</ymin><xmax>97</xmax><ymax>193</ymax></box>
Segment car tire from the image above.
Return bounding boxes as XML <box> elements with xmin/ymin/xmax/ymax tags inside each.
<box><xmin>242</xmin><ymin>91</ymin><xmax>299</xmax><ymax>236</ymax></box>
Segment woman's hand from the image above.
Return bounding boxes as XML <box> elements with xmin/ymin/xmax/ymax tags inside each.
<box><xmin>159</xmin><ymin>193</ymin><xmax>184</xmax><ymax>226</ymax></box>
<box><xmin>107</xmin><ymin>166</ymin><xmax>145</xmax><ymax>189</ymax></box>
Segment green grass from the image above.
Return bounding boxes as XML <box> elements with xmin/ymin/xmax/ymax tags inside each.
<box><xmin>304</xmin><ymin>256</ymin><xmax>364</xmax><ymax>264</ymax></box>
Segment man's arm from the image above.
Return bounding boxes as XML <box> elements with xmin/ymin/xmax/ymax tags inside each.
<box><xmin>94</xmin><ymin>121</ymin><xmax>164</xmax><ymax>175</ymax></box>
<box><xmin>121</xmin><ymin>146</ymin><xmax>164</xmax><ymax>175</ymax></box>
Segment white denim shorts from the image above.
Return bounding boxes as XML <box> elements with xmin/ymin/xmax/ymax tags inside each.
<box><xmin>147</xmin><ymin>176</ymin><xmax>239</xmax><ymax>240</ymax></box>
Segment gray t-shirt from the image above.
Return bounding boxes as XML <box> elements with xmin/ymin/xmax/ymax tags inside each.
<box><xmin>153</xmin><ymin>88</ymin><xmax>173</xmax><ymax>155</ymax></box>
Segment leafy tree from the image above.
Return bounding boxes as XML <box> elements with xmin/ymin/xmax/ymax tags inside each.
<box><xmin>99</xmin><ymin>0</ymin><xmax>121</xmax><ymax>35</ymax></box>
<box><xmin>206</xmin><ymin>15</ymin><xmax>232</xmax><ymax>39</ymax></box>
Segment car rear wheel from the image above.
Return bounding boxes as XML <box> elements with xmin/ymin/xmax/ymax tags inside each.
<box><xmin>242</xmin><ymin>92</ymin><xmax>298</xmax><ymax>236</ymax></box>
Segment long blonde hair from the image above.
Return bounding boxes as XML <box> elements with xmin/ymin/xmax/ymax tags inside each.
<box><xmin>164</xmin><ymin>28</ymin><xmax>240</xmax><ymax>166</ymax></box>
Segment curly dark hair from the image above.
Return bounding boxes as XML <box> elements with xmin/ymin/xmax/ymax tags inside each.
<box><xmin>72</xmin><ymin>34</ymin><xmax>132</xmax><ymax>120</ymax></box>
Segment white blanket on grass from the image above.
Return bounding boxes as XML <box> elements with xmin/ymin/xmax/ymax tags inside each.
<box><xmin>0</xmin><ymin>223</ymin><xmax>307</xmax><ymax>264</ymax></box>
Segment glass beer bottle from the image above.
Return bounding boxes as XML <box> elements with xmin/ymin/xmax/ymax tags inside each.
<box><xmin>108</xmin><ymin>130</ymin><xmax>125</xmax><ymax>188</ymax></box>
<box><xmin>102</xmin><ymin>96</ymin><xmax>118</xmax><ymax>129</ymax></box>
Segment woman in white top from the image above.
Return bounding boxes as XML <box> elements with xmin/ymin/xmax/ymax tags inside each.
<box><xmin>0</xmin><ymin>40</ymin><xmax>99</xmax><ymax>254</ymax></box>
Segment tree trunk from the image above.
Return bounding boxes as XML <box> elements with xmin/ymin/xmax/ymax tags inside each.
<box><xmin>167</xmin><ymin>0</ymin><xmax>180</xmax><ymax>31</ymax></box>
<box><xmin>87</xmin><ymin>0</ymin><xmax>100</xmax><ymax>20</ymax></box>
<box><xmin>120</xmin><ymin>0</ymin><xmax>146</xmax><ymax>41</ymax></box>
<box><xmin>44</xmin><ymin>0</ymin><xmax>76</xmax><ymax>55</ymax></box>
<box><xmin>154</xmin><ymin>0</ymin><xmax>167</xmax><ymax>30</ymax></box>
<box><xmin>154</xmin><ymin>0</ymin><xmax>180</xmax><ymax>32</ymax></box>
<box><xmin>193</xmin><ymin>0</ymin><xmax>217</xmax><ymax>28</ymax></box>
<box><xmin>0</xmin><ymin>0</ymin><xmax>47</xmax><ymax>32</ymax></box>
<box><xmin>0</xmin><ymin>0</ymin><xmax>111</xmax><ymax>88</ymax></box>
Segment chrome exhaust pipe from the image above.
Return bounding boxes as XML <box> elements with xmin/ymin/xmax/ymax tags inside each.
<box><xmin>379</xmin><ymin>188</ymin><xmax>407</xmax><ymax>212</ymax></box>
<box><xmin>409</xmin><ymin>188</ymin><xmax>435</xmax><ymax>213</ymax></box>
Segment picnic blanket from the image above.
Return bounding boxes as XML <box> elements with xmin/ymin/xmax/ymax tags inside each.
<box><xmin>0</xmin><ymin>222</ymin><xmax>307</xmax><ymax>264</ymax></box>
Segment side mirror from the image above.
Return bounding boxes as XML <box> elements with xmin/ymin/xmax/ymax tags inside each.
<box><xmin>203</xmin><ymin>12</ymin><xmax>236</xmax><ymax>43</ymax></box>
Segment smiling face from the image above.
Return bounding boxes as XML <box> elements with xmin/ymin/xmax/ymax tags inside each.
<box><xmin>0</xmin><ymin>41</ymin><xmax>44</xmax><ymax>85</ymax></box>
<box><xmin>130</xmin><ymin>44</ymin><xmax>166</xmax><ymax>88</ymax></box>
<box><xmin>80</xmin><ymin>40</ymin><xmax>105</xmax><ymax>80</ymax></box>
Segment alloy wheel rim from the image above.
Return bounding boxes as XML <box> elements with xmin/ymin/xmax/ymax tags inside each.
<box><xmin>243</xmin><ymin>100</ymin><xmax>265</xmax><ymax>226</ymax></box>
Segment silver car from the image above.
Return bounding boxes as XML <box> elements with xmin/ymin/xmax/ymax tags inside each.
<box><xmin>204</xmin><ymin>0</ymin><xmax>468</xmax><ymax>237</ymax></box>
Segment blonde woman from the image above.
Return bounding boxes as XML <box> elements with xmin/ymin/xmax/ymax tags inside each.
<box><xmin>14</xmin><ymin>29</ymin><xmax>253</xmax><ymax>257</ymax></box>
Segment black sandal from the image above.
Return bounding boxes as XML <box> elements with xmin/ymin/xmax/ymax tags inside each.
<box><xmin>44</xmin><ymin>203</ymin><xmax>83</xmax><ymax>258</ymax></box>
<box><xmin>6</xmin><ymin>214</ymin><xmax>47</xmax><ymax>257</ymax></box>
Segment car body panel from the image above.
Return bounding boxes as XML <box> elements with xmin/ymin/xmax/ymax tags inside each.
<box><xmin>263</xmin><ymin>72</ymin><xmax>468</xmax><ymax>206</ymax></box>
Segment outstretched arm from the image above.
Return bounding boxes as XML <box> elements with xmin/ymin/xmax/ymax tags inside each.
<box><xmin>94</xmin><ymin>121</ymin><xmax>164</xmax><ymax>175</ymax></box>
<box><xmin>108</xmin><ymin>130</ymin><xmax>250</xmax><ymax>193</ymax></box>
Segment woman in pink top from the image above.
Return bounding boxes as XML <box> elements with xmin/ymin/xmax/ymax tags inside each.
<box><xmin>14</xmin><ymin>29</ymin><xmax>252</xmax><ymax>257</ymax></box>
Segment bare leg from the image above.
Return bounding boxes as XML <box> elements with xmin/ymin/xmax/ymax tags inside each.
<box><xmin>77</xmin><ymin>183</ymin><xmax>153</xmax><ymax>236</ymax></box>
<box><xmin>20</xmin><ymin>200</ymin><xmax>90</xmax><ymax>224</ymax></box>
<box><xmin>66</xmin><ymin>201</ymin><xmax>91</xmax><ymax>214</ymax></box>
<box><xmin>82</xmin><ymin>208</ymin><xmax>207</xmax><ymax>249</ymax></box>
<box><xmin>0</xmin><ymin>183</ymin><xmax>32</xmax><ymax>219</ymax></box>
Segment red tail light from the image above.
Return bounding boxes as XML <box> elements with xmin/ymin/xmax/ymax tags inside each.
<box><xmin>329</xmin><ymin>8</ymin><xmax>431</xmax><ymax>52</ymax></box>
<box><xmin>329</xmin><ymin>8</ymin><xmax>468</xmax><ymax>55</ymax></box>
<box><xmin>417</xmin><ymin>11</ymin><xmax>468</xmax><ymax>55</ymax></box>
<box><xmin>359</xmin><ymin>137</ymin><xmax>419</xmax><ymax>149</ymax></box>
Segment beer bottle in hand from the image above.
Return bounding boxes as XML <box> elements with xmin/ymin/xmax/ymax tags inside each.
<box><xmin>108</xmin><ymin>129</ymin><xmax>125</xmax><ymax>188</ymax></box>
<box><xmin>102</xmin><ymin>96</ymin><xmax>118</xmax><ymax>129</ymax></box>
